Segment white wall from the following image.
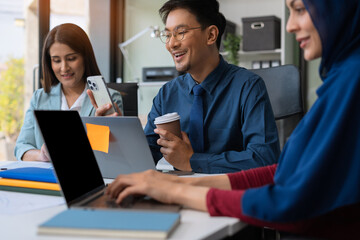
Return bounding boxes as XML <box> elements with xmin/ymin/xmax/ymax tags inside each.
<box><xmin>219</xmin><ymin>0</ymin><xmax>283</xmax><ymax>34</ymax></box>
<box><xmin>123</xmin><ymin>0</ymin><xmax>172</xmax><ymax>83</ymax></box>
<box><xmin>306</xmin><ymin>59</ymin><xmax>321</xmax><ymax>109</ymax></box>
<box><xmin>89</xmin><ymin>0</ymin><xmax>111</xmax><ymax>82</ymax></box>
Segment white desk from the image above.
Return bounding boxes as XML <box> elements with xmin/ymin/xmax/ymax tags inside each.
<box><xmin>0</xmin><ymin>203</ymin><xmax>245</xmax><ymax>240</ymax></box>
<box><xmin>0</xmin><ymin>161</ymin><xmax>246</xmax><ymax>240</ymax></box>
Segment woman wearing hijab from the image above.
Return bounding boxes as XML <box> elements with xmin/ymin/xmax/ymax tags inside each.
<box><xmin>106</xmin><ymin>0</ymin><xmax>360</xmax><ymax>238</ymax></box>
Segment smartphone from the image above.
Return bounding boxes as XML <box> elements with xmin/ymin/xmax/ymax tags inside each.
<box><xmin>87</xmin><ymin>75</ymin><xmax>118</xmax><ymax>115</ymax></box>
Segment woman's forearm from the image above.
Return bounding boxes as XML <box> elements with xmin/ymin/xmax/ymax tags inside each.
<box><xmin>179</xmin><ymin>174</ymin><xmax>232</xmax><ymax>190</ymax></box>
<box><xmin>22</xmin><ymin>149</ymin><xmax>41</xmax><ymax>161</ymax></box>
<box><xmin>170</xmin><ymin>183</ymin><xmax>210</xmax><ymax>212</ymax></box>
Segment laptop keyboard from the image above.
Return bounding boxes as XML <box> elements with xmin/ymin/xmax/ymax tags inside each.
<box><xmin>105</xmin><ymin>195</ymin><xmax>139</xmax><ymax>208</ymax></box>
<box><xmin>87</xmin><ymin>193</ymin><xmax>181</xmax><ymax>212</ymax></box>
<box><xmin>105</xmin><ymin>199</ymin><xmax>121</xmax><ymax>208</ymax></box>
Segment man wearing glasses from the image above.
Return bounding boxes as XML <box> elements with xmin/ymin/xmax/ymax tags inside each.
<box><xmin>93</xmin><ymin>0</ymin><xmax>280</xmax><ymax>174</ymax></box>
<box><xmin>141</xmin><ymin>0</ymin><xmax>280</xmax><ymax>174</ymax></box>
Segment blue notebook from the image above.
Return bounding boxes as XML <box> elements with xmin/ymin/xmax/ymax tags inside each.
<box><xmin>38</xmin><ymin>209</ymin><xmax>180</xmax><ymax>239</ymax></box>
<box><xmin>0</xmin><ymin>167</ymin><xmax>57</xmax><ymax>183</ymax></box>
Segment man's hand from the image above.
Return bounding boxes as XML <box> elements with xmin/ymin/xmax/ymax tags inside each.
<box><xmin>154</xmin><ymin>128</ymin><xmax>194</xmax><ymax>171</ymax></box>
<box><xmin>86</xmin><ymin>89</ymin><xmax>122</xmax><ymax>116</ymax></box>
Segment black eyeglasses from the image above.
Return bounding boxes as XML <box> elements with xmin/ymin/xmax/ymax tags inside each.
<box><xmin>159</xmin><ymin>27</ymin><xmax>202</xmax><ymax>44</ymax></box>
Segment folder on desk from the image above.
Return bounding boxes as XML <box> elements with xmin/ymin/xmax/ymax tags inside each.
<box><xmin>0</xmin><ymin>167</ymin><xmax>60</xmax><ymax>196</ymax></box>
<box><xmin>0</xmin><ymin>178</ymin><xmax>60</xmax><ymax>190</ymax></box>
<box><xmin>0</xmin><ymin>167</ymin><xmax>57</xmax><ymax>183</ymax></box>
<box><xmin>0</xmin><ymin>185</ymin><xmax>61</xmax><ymax>196</ymax></box>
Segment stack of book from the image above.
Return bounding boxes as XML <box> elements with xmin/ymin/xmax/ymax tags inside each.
<box><xmin>0</xmin><ymin>167</ymin><xmax>61</xmax><ymax>196</ymax></box>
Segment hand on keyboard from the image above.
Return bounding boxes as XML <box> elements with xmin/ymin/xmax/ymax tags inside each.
<box><xmin>106</xmin><ymin>195</ymin><xmax>138</xmax><ymax>208</ymax></box>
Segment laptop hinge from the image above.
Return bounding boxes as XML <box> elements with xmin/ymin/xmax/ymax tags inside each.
<box><xmin>68</xmin><ymin>185</ymin><xmax>105</xmax><ymax>207</ymax></box>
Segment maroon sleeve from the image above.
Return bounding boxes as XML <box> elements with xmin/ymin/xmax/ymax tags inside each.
<box><xmin>227</xmin><ymin>164</ymin><xmax>277</xmax><ymax>190</ymax></box>
<box><xmin>206</xmin><ymin>188</ymin><xmax>244</xmax><ymax>218</ymax></box>
<box><xmin>206</xmin><ymin>183</ymin><xmax>360</xmax><ymax>239</ymax></box>
<box><xmin>206</xmin><ymin>188</ymin><xmax>309</xmax><ymax>233</ymax></box>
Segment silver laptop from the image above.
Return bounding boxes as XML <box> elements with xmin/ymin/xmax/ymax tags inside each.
<box><xmin>81</xmin><ymin>116</ymin><xmax>194</xmax><ymax>178</ymax></box>
<box><xmin>81</xmin><ymin>116</ymin><xmax>156</xmax><ymax>178</ymax></box>
<box><xmin>34</xmin><ymin>110</ymin><xmax>181</xmax><ymax>212</ymax></box>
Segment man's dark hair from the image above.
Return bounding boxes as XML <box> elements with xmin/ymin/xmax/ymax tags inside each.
<box><xmin>159</xmin><ymin>0</ymin><xmax>226</xmax><ymax>49</ymax></box>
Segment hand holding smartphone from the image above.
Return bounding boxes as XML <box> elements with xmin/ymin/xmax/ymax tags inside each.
<box><xmin>87</xmin><ymin>75</ymin><xmax>118</xmax><ymax>115</ymax></box>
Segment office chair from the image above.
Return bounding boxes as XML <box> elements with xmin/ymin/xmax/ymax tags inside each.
<box><xmin>250</xmin><ymin>65</ymin><xmax>303</xmax><ymax>149</ymax></box>
<box><xmin>107</xmin><ymin>82</ymin><xmax>139</xmax><ymax>116</ymax></box>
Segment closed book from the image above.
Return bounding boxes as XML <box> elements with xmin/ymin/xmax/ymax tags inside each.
<box><xmin>38</xmin><ymin>209</ymin><xmax>180</xmax><ymax>239</ymax></box>
<box><xmin>0</xmin><ymin>178</ymin><xmax>60</xmax><ymax>191</ymax></box>
<box><xmin>0</xmin><ymin>185</ymin><xmax>61</xmax><ymax>196</ymax></box>
<box><xmin>0</xmin><ymin>167</ymin><xmax>56</xmax><ymax>183</ymax></box>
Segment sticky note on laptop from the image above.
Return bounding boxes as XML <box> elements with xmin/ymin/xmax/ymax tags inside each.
<box><xmin>85</xmin><ymin>123</ymin><xmax>110</xmax><ymax>153</ymax></box>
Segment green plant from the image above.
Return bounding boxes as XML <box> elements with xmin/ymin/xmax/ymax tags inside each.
<box><xmin>223</xmin><ymin>33</ymin><xmax>242</xmax><ymax>65</ymax></box>
<box><xmin>0</xmin><ymin>57</ymin><xmax>25</xmax><ymax>141</ymax></box>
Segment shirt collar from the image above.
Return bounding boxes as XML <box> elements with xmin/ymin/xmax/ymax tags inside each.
<box><xmin>186</xmin><ymin>55</ymin><xmax>229</xmax><ymax>95</ymax></box>
<box><xmin>61</xmin><ymin>87</ymin><xmax>87</xmax><ymax>112</ymax></box>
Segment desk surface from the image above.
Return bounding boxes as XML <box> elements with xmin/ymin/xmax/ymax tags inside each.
<box><xmin>0</xmin><ymin>161</ymin><xmax>245</xmax><ymax>240</ymax></box>
<box><xmin>0</xmin><ymin>204</ymin><xmax>245</xmax><ymax>240</ymax></box>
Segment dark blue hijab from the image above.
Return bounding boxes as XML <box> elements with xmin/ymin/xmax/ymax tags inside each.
<box><xmin>242</xmin><ymin>0</ymin><xmax>360</xmax><ymax>222</ymax></box>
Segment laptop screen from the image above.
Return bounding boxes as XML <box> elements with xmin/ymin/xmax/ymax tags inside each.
<box><xmin>81</xmin><ymin>116</ymin><xmax>157</xmax><ymax>178</ymax></box>
<box><xmin>34</xmin><ymin>110</ymin><xmax>105</xmax><ymax>205</ymax></box>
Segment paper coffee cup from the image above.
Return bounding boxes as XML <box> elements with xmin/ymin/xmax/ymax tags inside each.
<box><xmin>154</xmin><ymin>112</ymin><xmax>181</xmax><ymax>139</ymax></box>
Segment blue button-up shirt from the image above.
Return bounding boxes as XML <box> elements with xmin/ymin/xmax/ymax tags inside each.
<box><xmin>144</xmin><ymin>56</ymin><xmax>280</xmax><ymax>173</ymax></box>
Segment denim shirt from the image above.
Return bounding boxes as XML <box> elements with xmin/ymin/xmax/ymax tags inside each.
<box><xmin>144</xmin><ymin>56</ymin><xmax>280</xmax><ymax>173</ymax></box>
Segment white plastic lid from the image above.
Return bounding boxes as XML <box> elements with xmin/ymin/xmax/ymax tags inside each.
<box><xmin>154</xmin><ymin>112</ymin><xmax>181</xmax><ymax>124</ymax></box>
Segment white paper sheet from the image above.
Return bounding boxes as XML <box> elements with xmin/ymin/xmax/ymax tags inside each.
<box><xmin>1</xmin><ymin>161</ymin><xmax>53</xmax><ymax>169</ymax></box>
<box><xmin>156</xmin><ymin>157</ymin><xmax>175</xmax><ymax>171</ymax></box>
<box><xmin>0</xmin><ymin>191</ymin><xmax>64</xmax><ymax>215</ymax></box>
